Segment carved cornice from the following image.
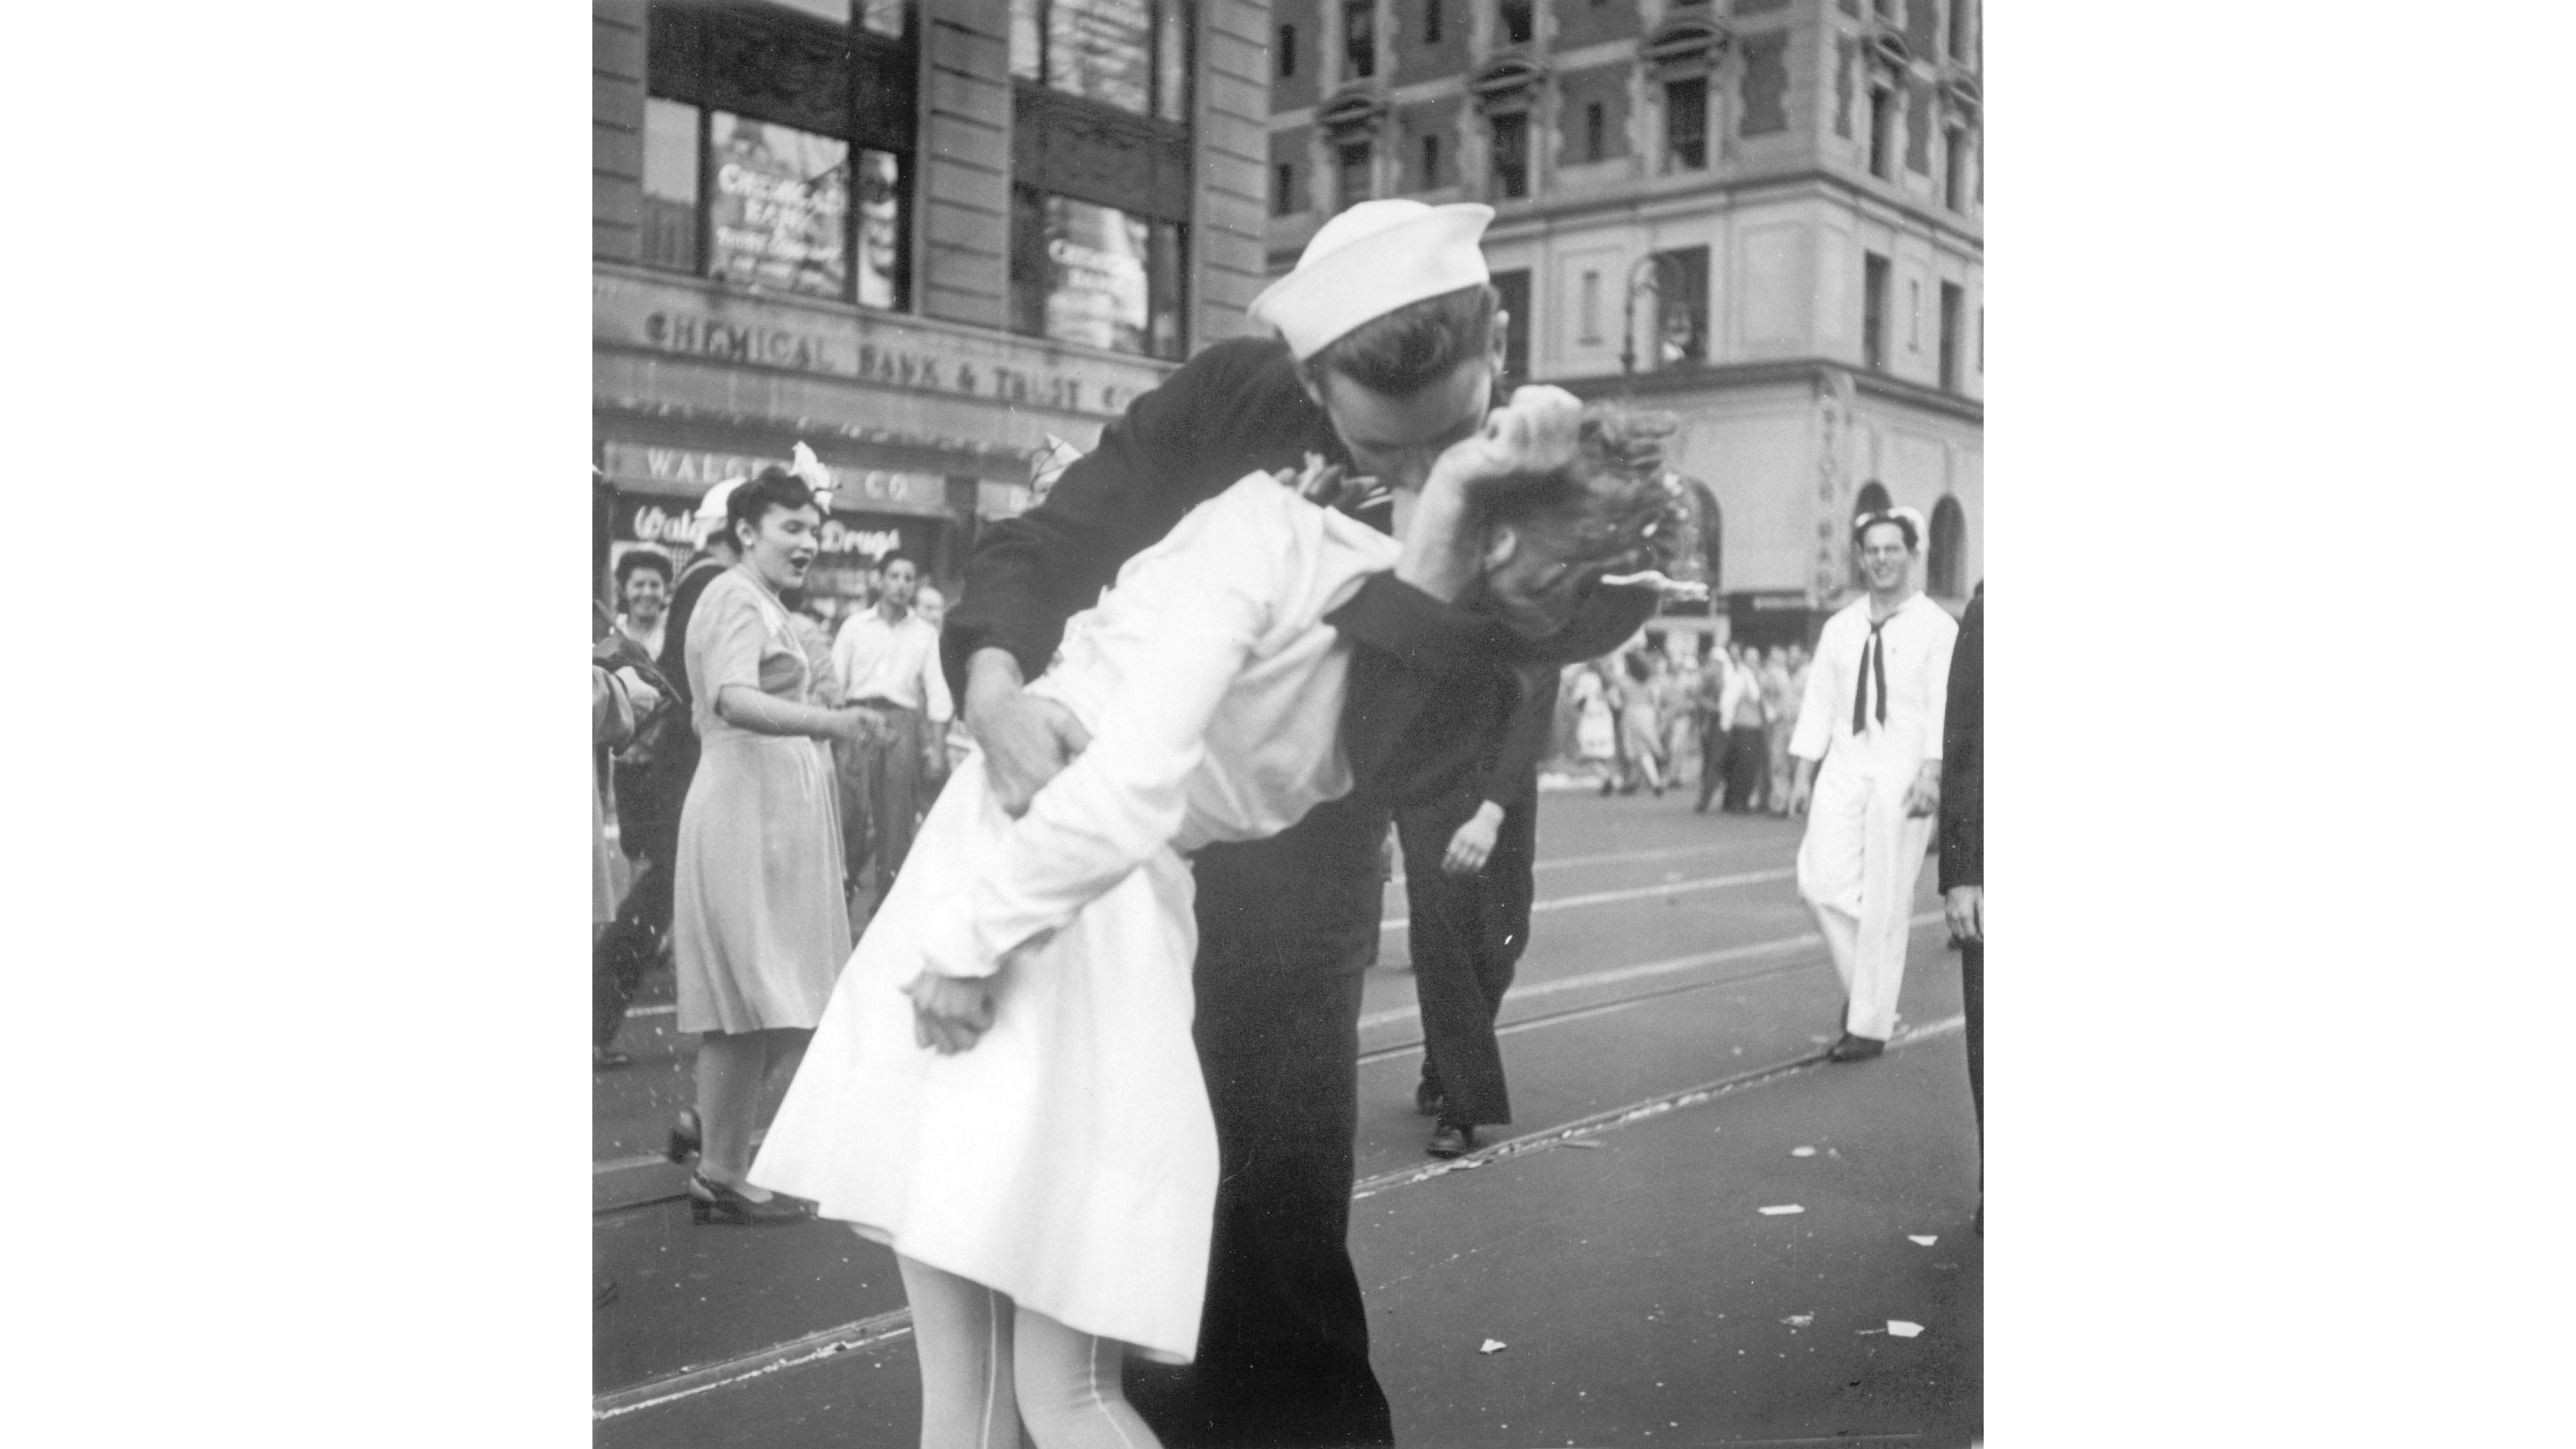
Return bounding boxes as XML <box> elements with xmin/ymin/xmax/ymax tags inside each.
<box><xmin>1317</xmin><ymin>85</ymin><xmax>1391</xmax><ymax>139</ymax></box>
<box><xmin>1640</xmin><ymin>16</ymin><xmax>1731</xmax><ymax>80</ymax></box>
<box><xmin>1467</xmin><ymin>53</ymin><xmax>1551</xmax><ymax>114</ymax></box>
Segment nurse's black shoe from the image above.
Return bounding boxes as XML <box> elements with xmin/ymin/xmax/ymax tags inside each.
<box><xmin>689</xmin><ymin>1172</ymin><xmax>810</xmax><ymax>1226</ymax></box>
<box><xmin>1426</xmin><ymin>1120</ymin><xmax>1477</xmax><ymax>1159</ymax></box>
<box><xmin>666</xmin><ymin>1107</ymin><xmax>703</xmax><ymax>1164</ymax></box>
<box><xmin>1826</xmin><ymin>1032</ymin><xmax>1885</xmax><ymax>1063</ymax></box>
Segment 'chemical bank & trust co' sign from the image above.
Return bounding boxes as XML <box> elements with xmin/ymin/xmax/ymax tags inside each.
<box><xmin>595</xmin><ymin>276</ymin><xmax>1164</xmax><ymax>420</ymax></box>
<box><xmin>599</xmin><ymin>442</ymin><xmax>949</xmax><ymax>518</ymax></box>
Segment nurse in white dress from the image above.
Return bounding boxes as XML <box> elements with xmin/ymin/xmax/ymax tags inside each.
<box><xmin>1786</xmin><ymin>506</ymin><xmax>1959</xmax><ymax>1056</ymax></box>
<box><xmin>750</xmin><ymin>398</ymin><xmax>1682</xmax><ymax>1448</ymax></box>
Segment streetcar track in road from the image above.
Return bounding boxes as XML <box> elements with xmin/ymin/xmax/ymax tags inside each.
<box><xmin>593</xmin><ymin>1005</ymin><xmax>1970</xmax><ymax>1422</ymax></box>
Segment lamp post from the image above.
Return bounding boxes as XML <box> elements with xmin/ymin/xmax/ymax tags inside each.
<box><xmin>1619</xmin><ymin>250</ymin><xmax>1695</xmax><ymax>381</ymax></box>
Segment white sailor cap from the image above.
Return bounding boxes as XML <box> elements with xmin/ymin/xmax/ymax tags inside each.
<box><xmin>1249</xmin><ymin>200</ymin><xmax>1496</xmax><ymax>361</ymax></box>
<box><xmin>694</xmin><ymin>476</ymin><xmax>748</xmax><ymax>542</ymax></box>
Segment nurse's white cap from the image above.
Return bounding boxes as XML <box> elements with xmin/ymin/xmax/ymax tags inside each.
<box><xmin>1250</xmin><ymin>200</ymin><xmax>1495</xmax><ymax>361</ymax></box>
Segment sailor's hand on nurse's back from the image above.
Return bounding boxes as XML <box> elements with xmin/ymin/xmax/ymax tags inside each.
<box><xmin>1428</xmin><ymin>385</ymin><xmax>1585</xmax><ymax>499</ymax></box>
<box><xmin>964</xmin><ymin>647</ymin><xmax>1092</xmax><ymax>816</ymax></box>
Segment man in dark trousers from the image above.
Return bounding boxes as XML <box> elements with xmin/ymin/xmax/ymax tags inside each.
<box><xmin>593</xmin><ymin>481</ymin><xmax>744</xmax><ymax>1067</ymax></box>
<box><xmin>1938</xmin><ymin>580</ymin><xmax>1983</xmax><ymax>1225</ymax></box>
<box><xmin>943</xmin><ymin>200</ymin><xmax>1652</xmax><ymax>1446</ymax></box>
<box><xmin>1398</xmin><ymin>664</ymin><xmax>1556</xmax><ymax>1160</ymax></box>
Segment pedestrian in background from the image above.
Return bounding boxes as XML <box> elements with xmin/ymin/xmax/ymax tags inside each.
<box><xmin>1399</xmin><ymin>666</ymin><xmax>1556</xmax><ymax>1159</ymax></box>
<box><xmin>668</xmin><ymin>468</ymin><xmax>882</xmax><ymax>1225</ymax></box>
<box><xmin>1761</xmin><ymin>645</ymin><xmax>1797</xmax><ymax>817</ymax></box>
<box><xmin>613</xmin><ymin>551</ymin><xmax>671</xmax><ymax>659</ymax></box>
<box><xmin>1690</xmin><ymin>645</ymin><xmax>1731</xmax><ymax>813</ymax></box>
<box><xmin>1614</xmin><ymin>651</ymin><xmax>1666</xmax><ymax>796</ymax></box>
<box><xmin>595</xmin><ymin>481</ymin><xmax>746</xmax><ymax>1069</ymax></box>
<box><xmin>1574</xmin><ymin>661</ymin><xmax>1619</xmax><ymax>792</ymax></box>
<box><xmin>1786</xmin><ymin>508</ymin><xmax>1957</xmax><ymax>1062</ymax></box>
<box><xmin>1717</xmin><ymin>641</ymin><xmax>1772</xmax><ymax>813</ymax></box>
<box><xmin>1938</xmin><ymin>579</ymin><xmax>1982</xmax><ymax>1227</ymax></box>
<box><xmin>830</xmin><ymin>550</ymin><xmax>953</xmax><ymax>895</ymax></box>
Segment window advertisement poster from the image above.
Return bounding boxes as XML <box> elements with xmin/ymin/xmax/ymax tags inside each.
<box><xmin>853</xmin><ymin>150</ymin><xmax>903</xmax><ymax>310</ymax></box>
<box><xmin>709</xmin><ymin>113</ymin><xmax>850</xmax><ymax>300</ymax></box>
<box><xmin>1036</xmin><ymin>195</ymin><xmax>1154</xmax><ymax>356</ymax></box>
<box><xmin>1048</xmin><ymin>0</ymin><xmax>1155</xmax><ymax>113</ymax></box>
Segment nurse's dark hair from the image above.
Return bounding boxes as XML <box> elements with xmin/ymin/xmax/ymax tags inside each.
<box><xmin>1486</xmin><ymin>409</ymin><xmax>1687</xmax><ymax>576</ymax></box>
<box><xmin>727</xmin><ymin>467</ymin><xmax>821</xmax><ymax>548</ymax></box>
<box><xmin>1301</xmin><ymin>283</ymin><xmax>1500</xmax><ymax>396</ymax></box>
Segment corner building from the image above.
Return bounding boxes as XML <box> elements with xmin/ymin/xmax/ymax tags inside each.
<box><xmin>1266</xmin><ymin>0</ymin><xmax>1981</xmax><ymax>644</ymax></box>
<box><xmin>593</xmin><ymin>0</ymin><xmax>1274</xmax><ymax>611</ymax></box>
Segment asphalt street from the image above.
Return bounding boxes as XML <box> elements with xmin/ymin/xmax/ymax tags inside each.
<box><xmin>592</xmin><ymin>782</ymin><xmax>1980</xmax><ymax>1446</ymax></box>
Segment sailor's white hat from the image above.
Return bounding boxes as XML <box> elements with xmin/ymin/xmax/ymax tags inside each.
<box><xmin>1248</xmin><ymin>200</ymin><xmax>1496</xmax><ymax>361</ymax></box>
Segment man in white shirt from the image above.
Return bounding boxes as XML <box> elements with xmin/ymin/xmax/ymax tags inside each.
<box><xmin>830</xmin><ymin>551</ymin><xmax>954</xmax><ymax>891</ymax></box>
<box><xmin>1786</xmin><ymin>507</ymin><xmax>1959</xmax><ymax>1061</ymax></box>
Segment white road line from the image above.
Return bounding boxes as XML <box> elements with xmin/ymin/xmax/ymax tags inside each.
<box><xmin>1356</xmin><ymin>910</ymin><xmax>1945</xmax><ymax>1034</ymax></box>
<box><xmin>1380</xmin><ymin>865</ymin><xmax>1793</xmax><ymax>934</ymax></box>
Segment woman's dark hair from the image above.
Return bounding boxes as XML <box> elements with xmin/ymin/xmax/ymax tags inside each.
<box><xmin>1485</xmin><ymin>409</ymin><xmax>1687</xmax><ymax>577</ymax></box>
<box><xmin>615</xmin><ymin>550</ymin><xmax>673</xmax><ymax>586</ymax></box>
<box><xmin>728</xmin><ymin>466</ymin><xmax>821</xmax><ymax>548</ymax></box>
<box><xmin>1301</xmin><ymin>283</ymin><xmax>1500</xmax><ymax>396</ymax></box>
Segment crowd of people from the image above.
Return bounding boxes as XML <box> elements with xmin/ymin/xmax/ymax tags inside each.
<box><xmin>588</xmin><ymin>198</ymin><xmax>1980</xmax><ymax>1449</ymax></box>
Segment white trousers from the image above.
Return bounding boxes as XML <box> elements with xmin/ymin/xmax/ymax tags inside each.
<box><xmin>1795</xmin><ymin>764</ymin><xmax>1935</xmax><ymax>1042</ymax></box>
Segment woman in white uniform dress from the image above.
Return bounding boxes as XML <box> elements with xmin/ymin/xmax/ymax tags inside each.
<box><xmin>752</xmin><ymin>401</ymin><xmax>1681</xmax><ymax>1448</ymax></box>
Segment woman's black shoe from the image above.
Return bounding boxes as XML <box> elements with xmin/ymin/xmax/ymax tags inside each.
<box><xmin>666</xmin><ymin>1108</ymin><xmax>703</xmax><ymax>1164</ymax></box>
<box><xmin>1426</xmin><ymin>1120</ymin><xmax>1477</xmax><ymax>1159</ymax></box>
<box><xmin>688</xmin><ymin>1172</ymin><xmax>810</xmax><ymax>1226</ymax></box>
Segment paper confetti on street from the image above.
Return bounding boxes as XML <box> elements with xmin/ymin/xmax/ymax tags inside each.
<box><xmin>1790</xmin><ymin>1146</ymin><xmax>1818</xmax><ymax>1157</ymax></box>
<box><xmin>1479</xmin><ymin>1339</ymin><xmax>1507</xmax><ymax>1355</ymax></box>
<box><xmin>1757</xmin><ymin>1204</ymin><xmax>1805</xmax><ymax>1216</ymax></box>
<box><xmin>1780</xmin><ymin>1313</ymin><xmax>1815</xmax><ymax>1328</ymax></box>
<box><xmin>1887</xmin><ymin>1321</ymin><xmax>1924</xmax><ymax>1339</ymax></box>
<box><xmin>1908</xmin><ymin>1235</ymin><xmax>1938</xmax><ymax>1246</ymax></box>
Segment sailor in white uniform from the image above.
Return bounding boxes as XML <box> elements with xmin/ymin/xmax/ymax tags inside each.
<box><xmin>1786</xmin><ymin>506</ymin><xmax>1959</xmax><ymax>1059</ymax></box>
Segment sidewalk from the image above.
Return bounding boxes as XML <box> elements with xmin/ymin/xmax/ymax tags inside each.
<box><xmin>597</xmin><ymin>1013</ymin><xmax>1981</xmax><ymax>1448</ymax></box>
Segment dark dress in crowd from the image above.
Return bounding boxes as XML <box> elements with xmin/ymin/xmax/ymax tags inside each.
<box><xmin>1938</xmin><ymin>582</ymin><xmax>1984</xmax><ymax>1138</ymax></box>
<box><xmin>594</xmin><ymin>553</ymin><xmax>728</xmax><ymax>1053</ymax></box>
<box><xmin>1395</xmin><ymin>666</ymin><xmax>1557</xmax><ymax>1130</ymax></box>
<box><xmin>943</xmin><ymin>336</ymin><xmax>1651</xmax><ymax>1448</ymax></box>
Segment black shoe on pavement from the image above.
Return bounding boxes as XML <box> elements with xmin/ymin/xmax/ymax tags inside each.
<box><xmin>666</xmin><ymin>1107</ymin><xmax>703</xmax><ymax>1164</ymax></box>
<box><xmin>688</xmin><ymin>1172</ymin><xmax>811</xmax><ymax>1226</ymax></box>
<box><xmin>1415</xmin><ymin>1080</ymin><xmax>1446</xmax><ymax>1118</ymax></box>
<box><xmin>1426</xmin><ymin>1120</ymin><xmax>1477</xmax><ymax>1158</ymax></box>
<box><xmin>1825</xmin><ymin>1032</ymin><xmax>1886</xmax><ymax>1063</ymax></box>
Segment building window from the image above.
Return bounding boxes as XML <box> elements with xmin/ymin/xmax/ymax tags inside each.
<box><xmin>1336</xmin><ymin>141</ymin><xmax>1373</xmax><ymax>211</ymax></box>
<box><xmin>641</xmin><ymin>97</ymin><xmax>702</xmax><ymax>275</ymax></box>
<box><xmin>1498</xmin><ymin>0</ymin><xmax>1534</xmax><ymax>45</ymax></box>
<box><xmin>1013</xmin><ymin>0</ymin><xmax>1193</xmax><ymax>120</ymax></box>
<box><xmin>1578</xmin><ymin>268</ymin><xmax>1601</xmax><ymax>344</ymax></box>
<box><xmin>1009</xmin><ymin>186</ymin><xmax>1186</xmax><ymax>359</ymax></box>
<box><xmin>1420</xmin><ymin>133</ymin><xmax>1443</xmax><ymax>188</ymax></box>
<box><xmin>1944</xmin><ymin>130</ymin><xmax>1969</xmax><ymax>212</ymax></box>
<box><xmin>1664</xmin><ymin>79</ymin><xmax>1707</xmax><ymax>171</ymax></box>
<box><xmin>1424</xmin><ymin>0</ymin><xmax>1442</xmax><ymax>44</ymax></box>
<box><xmin>1493</xmin><ymin>267</ymin><xmax>1531</xmax><ymax>382</ymax></box>
<box><xmin>1274</xmin><ymin>161</ymin><xmax>1299</xmax><ymax>215</ymax></box>
<box><xmin>1654</xmin><ymin>245</ymin><xmax>1709</xmax><ymax>367</ymax></box>
<box><xmin>1346</xmin><ymin>1</ymin><xmax>1376</xmax><ymax>77</ymax></box>
<box><xmin>1279</xmin><ymin>22</ymin><xmax>1297</xmax><ymax>78</ymax></box>
<box><xmin>1938</xmin><ymin>281</ymin><xmax>1963</xmax><ymax>391</ymax></box>
<box><xmin>1867</xmin><ymin>84</ymin><xmax>1896</xmax><ymax>180</ymax></box>
<box><xmin>1862</xmin><ymin>252</ymin><xmax>1889</xmax><ymax>369</ymax></box>
<box><xmin>1927</xmin><ymin>495</ymin><xmax>1966</xmax><ymax>596</ymax></box>
<box><xmin>1582</xmin><ymin>102</ymin><xmax>1606</xmax><ymax>163</ymax></box>
<box><xmin>644</xmin><ymin>4</ymin><xmax>917</xmax><ymax>310</ymax></box>
<box><xmin>1907</xmin><ymin>278</ymin><xmax>1921</xmax><ymax>350</ymax></box>
<box><xmin>1490</xmin><ymin>111</ymin><xmax>1529</xmax><ymax>198</ymax></box>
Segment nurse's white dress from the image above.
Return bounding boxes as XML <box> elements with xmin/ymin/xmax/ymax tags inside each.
<box><xmin>750</xmin><ymin>474</ymin><xmax>1399</xmax><ymax>1365</ymax></box>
